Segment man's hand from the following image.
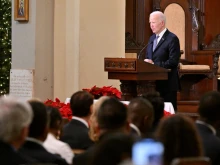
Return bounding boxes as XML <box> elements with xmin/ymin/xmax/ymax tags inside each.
<box><xmin>144</xmin><ymin>59</ymin><xmax>154</xmax><ymax>64</ymax></box>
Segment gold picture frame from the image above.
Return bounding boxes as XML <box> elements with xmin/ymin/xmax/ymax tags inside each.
<box><xmin>14</xmin><ymin>0</ymin><xmax>29</xmax><ymax>21</ymax></box>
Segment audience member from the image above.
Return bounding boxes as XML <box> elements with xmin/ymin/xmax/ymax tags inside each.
<box><xmin>43</xmin><ymin>106</ymin><xmax>74</xmax><ymax>164</ymax></box>
<box><xmin>196</xmin><ymin>91</ymin><xmax>220</xmax><ymax>165</ymax></box>
<box><xmin>60</xmin><ymin>91</ymin><xmax>94</xmax><ymax>151</ymax></box>
<box><xmin>127</xmin><ymin>97</ymin><xmax>154</xmax><ymax>137</ymax></box>
<box><xmin>97</xmin><ymin>98</ymin><xmax>130</xmax><ymax>135</ymax></box>
<box><xmin>91</xmin><ymin>132</ymin><xmax>135</xmax><ymax>165</ymax></box>
<box><xmin>73</xmin><ymin>97</ymin><xmax>130</xmax><ymax>165</ymax></box>
<box><xmin>19</xmin><ymin>99</ymin><xmax>68</xmax><ymax>165</ymax></box>
<box><xmin>89</xmin><ymin>96</ymin><xmax>110</xmax><ymax>142</ymax></box>
<box><xmin>155</xmin><ymin>114</ymin><xmax>203</xmax><ymax>165</ymax></box>
<box><xmin>0</xmin><ymin>95</ymin><xmax>34</xmax><ymax>165</ymax></box>
<box><xmin>142</xmin><ymin>92</ymin><xmax>164</xmax><ymax>131</ymax></box>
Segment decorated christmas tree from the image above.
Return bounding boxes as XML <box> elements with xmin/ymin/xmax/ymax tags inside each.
<box><xmin>0</xmin><ymin>0</ymin><xmax>11</xmax><ymax>95</ymax></box>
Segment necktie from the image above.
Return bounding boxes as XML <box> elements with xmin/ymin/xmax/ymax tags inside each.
<box><xmin>153</xmin><ymin>35</ymin><xmax>159</xmax><ymax>52</ymax></box>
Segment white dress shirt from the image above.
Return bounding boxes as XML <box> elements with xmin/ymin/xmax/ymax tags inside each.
<box><xmin>157</xmin><ymin>28</ymin><xmax>167</xmax><ymax>44</ymax></box>
<box><xmin>129</xmin><ymin>123</ymin><xmax>141</xmax><ymax>136</ymax></box>
<box><xmin>26</xmin><ymin>137</ymin><xmax>44</xmax><ymax>145</ymax></box>
<box><xmin>43</xmin><ymin>133</ymin><xmax>74</xmax><ymax>164</ymax></box>
<box><xmin>72</xmin><ymin>116</ymin><xmax>89</xmax><ymax>128</ymax></box>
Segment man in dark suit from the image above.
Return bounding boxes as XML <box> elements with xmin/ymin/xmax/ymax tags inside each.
<box><xmin>19</xmin><ymin>100</ymin><xmax>68</xmax><ymax>165</ymax></box>
<box><xmin>142</xmin><ymin>92</ymin><xmax>165</xmax><ymax>132</ymax></box>
<box><xmin>73</xmin><ymin>97</ymin><xmax>131</xmax><ymax>165</ymax></box>
<box><xmin>144</xmin><ymin>11</ymin><xmax>181</xmax><ymax>111</ymax></box>
<box><xmin>0</xmin><ymin>95</ymin><xmax>35</xmax><ymax>165</ymax></box>
<box><xmin>127</xmin><ymin>97</ymin><xmax>154</xmax><ymax>138</ymax></box>
<box><xmin>196</xmin><ymin>91</ymin><xmax>220</xmax><ymax>165</ymax></box>
<box><xmin>60</xmin><ymin>91</ymin><xmax>94</xmax><ymax>150</ymax></box>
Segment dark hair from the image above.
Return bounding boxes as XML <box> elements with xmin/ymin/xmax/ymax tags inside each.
<box><xmin>70</xmin><ymin>91</ymin><xmax>94</xmax><ymax>117</ymax></box>
<box><xmin>46</xmin><ymin>106</ymin><xmax>62</xmax><ymax>129</ymax></box>
<box><xmin>28</xmin><ymin>100</ymin><xmax>48</xmax><ymax>138</ymax></box>
<box><xmin>127</xmin><ymin>97</ymin><xmax>154</xmax><ymax>134</ymax></box>
<box><xmin>97</xmin><ymin>98</ymin><xmax>127</xmax><ymax>130</ymax></box>
<box><xmin>142</xmin><ymin>92</ymin><xmax>164</xmax><ymax>128</ymax></box>
<box><xmin>92</xmin><ymin>133</ymin><xmax>134</xmax><ymax>165</ymax></box>
<box><xmin>198</xmin><ymin>91</ymin><xmax>220</xmax><ymax>122</ymax></box>
<box><xmin>155</xmin><ymin>114</ymin><xmax>203</xmax><ymax>165</ymax></box>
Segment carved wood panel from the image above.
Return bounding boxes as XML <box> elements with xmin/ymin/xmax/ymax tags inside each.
<box><xmin>204</xmin><ymin>1</ymin><xmax>220</xmax><ymax>45</ymax></box>
<box><xmin>125</xmin><ymin>0</ymin><xmax>153</xmax><ymax>54</ymax></box>
<box><xmin>154</xmin><ymin>0</ymin><xmax>205</xmax><ymax>61</ymax></box>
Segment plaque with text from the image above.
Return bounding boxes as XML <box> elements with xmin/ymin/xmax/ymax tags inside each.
<box><xmin>10</xmin><ymin>69</ymin><xmax>34</xmax><ymax>101</ymax></box>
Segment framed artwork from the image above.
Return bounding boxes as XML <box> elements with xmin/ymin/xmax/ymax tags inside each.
<box><xmin>14</xmin><ymin>0</ymin><xmax>29</xmax><ymax>21</ymax></box>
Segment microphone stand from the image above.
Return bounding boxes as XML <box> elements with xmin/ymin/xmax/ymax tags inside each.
<box><xmin>137</xmin><ymin>42</ymin><xmax>152</xmax><ymax>59</ymax></box>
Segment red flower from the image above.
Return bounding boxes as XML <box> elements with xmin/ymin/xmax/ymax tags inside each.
<box><xmin>82</xmin><ymin>85</ymin><xmax>121</xmax><ymax>99</ymax></box>
<box><xmin>44</xmin><ymin>98</ymin><xmax>72</xmax><ymax>120</ymax></box>
<box><xmin>163</xmin><ymin>111</ymin><xmax>172</xmax><ymax>117</ymax></box>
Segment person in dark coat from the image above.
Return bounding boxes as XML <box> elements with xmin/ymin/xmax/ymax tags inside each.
<box><xmin>196</xmin><ymin>91</ymin><xmax>220</xmax><ymax>165</ymax></box>
<box><xmin>60</xmin><ymin>91</ymin><xmax>94</xmax><ymax>150</ymax></box>
<box><xmin>0</xmin><ymin>95</ymin><xmax>35</xmax><ymax>165</ymax></box>
<box><xmin>19</xmin><ymin>99</ymin><xmax>68</xmax><ymax>165</ymax></box>
<box><xmin>73</xmin><ymin>97</ymin><xmax>131</xmax><ymax>165</ymax></box>
<box><xmin>144</xmin><ymin>11</ymin><xmax>181</xmax><ymax>111</ymax></box>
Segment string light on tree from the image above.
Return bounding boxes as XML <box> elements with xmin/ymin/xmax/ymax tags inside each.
<box><xmin>0</xmin><ymin>0</ymin><xmax>11</xmax><ymax>95</ymax></box>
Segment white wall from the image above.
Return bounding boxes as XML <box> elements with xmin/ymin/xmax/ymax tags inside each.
<box><xmin>12</xmin><ymin>0</ymin><xmax>54</xmax><ymax>100</ymax></box>
<box><xmin>12</xmin><ymin>0</ymin><xmax>36</xmax><ymax>69</ymax></box>
<box><xmin>12</xmin><ymin>0</ymin><xmax>125</xmax><ymax>101</ymax></box>
<box><xmin>79</xmin><ymin>0</ymin><xmax>125</xmax><ymax>88</ymax></box>
<box><xmin>54</xmin><ymin>0</ymin><xmax>125</xmax><ymax>100</ymax></box>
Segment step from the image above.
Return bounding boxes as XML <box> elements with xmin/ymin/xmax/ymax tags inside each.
<box><xmin>177</xmin><ymin>100</ymin><xmax>199</xmax><ymax>113</ymax></box>
<box><xmin>177</xmin><ymin>101</ymin><xmax>199</xmax><ymax>120</ymax></box>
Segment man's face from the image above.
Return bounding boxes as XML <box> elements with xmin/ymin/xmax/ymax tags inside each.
<box><xmin>149</xmin><ymin>14</ymin><xmax>164</xmax><ymax>35</ymax></box>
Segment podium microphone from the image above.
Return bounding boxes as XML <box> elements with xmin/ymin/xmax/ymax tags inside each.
<box><xmin>137</xmin><ymin>41</ymin><xmax>153</xmax><ymax>59</ymax></box>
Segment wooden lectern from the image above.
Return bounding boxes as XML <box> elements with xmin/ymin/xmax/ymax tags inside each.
<box><xmin>104</xmin><ymin>58</ymin><xmax>169</xmax><ymax>101</ymax></box>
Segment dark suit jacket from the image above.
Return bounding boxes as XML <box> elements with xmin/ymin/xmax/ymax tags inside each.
<box><xmin>0</xmin><ymin>140</ymin><xmax>35</xmax><ymax>165</ymax></box>
<box><xmin>196</xmin><ymin>123</ymin><xmax>220</xmax><ymax>165</ymax></box>
<box><xmin>19</xmin><ymin>140</ymin><xmax>68</xmax><ymax>165</ymax></box>
<box><xmin>146</xmin><ymin>29</ymin><xmax>181</xmax><ymax>92</ymax></box>
<box><xmin>73</xmin><ymin>131</ymin><xmax>129</xmax><ymax>165</ymax></box>
<box><xmin>73</xmin><ymin>131</ymin><xmax>137</xmax><ymax>165</ymax></box>
<box><xmin>129</xmin><ymin>126</ymin><xmax>140</xmax><ymax>137</ymax></box>
<box><xmin>73</xmin><ymin>145</ymin><xmax>95</xmax><ymax>165</ymax></box>
<box><xmin>60</xmin><ymin>119</ymin><xmax>94</xmax><ymax>150</ymax></box>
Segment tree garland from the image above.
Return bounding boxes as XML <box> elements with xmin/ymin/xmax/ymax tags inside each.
<box><xmin>0</xmin><ymin>0</ymin><xmax>11</xmax><ymax>95</ymax></box>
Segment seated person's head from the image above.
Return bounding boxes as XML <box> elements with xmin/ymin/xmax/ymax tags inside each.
<box><xmin>155</xmin><ymin>114</ymin><xmax>203</xmax><ymax>165</ymax></box>
<box><xmin>127</xmin><ymin>97</ymin><xmax>154</xmax><ymax>137</ymax></box>
<box><xmin>89</xmin><ymin>96</ymin><xmax>110</xmax><ymax>141</ymax></box>
<box><xmin>70</xmin><ymin>91</ymin><xmax>93</xmax><ymax>118</ymax></box>
<box><xmin>46</xmin><ymin>106</ymin><xmax>62</xmax><ymax>139</ymax></box>
<box><xmin>28</xmin><ymin>100</ymin><xmax>49</xmax><ymax>142</ymax></box>
<box><xmin>97</xmin><ymin>98</ymin><xmax>129</xmax><ymax>136</ymax></box>
<box><xmin>0</xmin><ymin>95</ymin><xmax>33</xmax><ymax>149</ymax></box>
<box><xmin>198</xmin><ymin>91</ymin><xmax>220</xmax><ymax>127</ymax></box>
<box><xmin>91</xmin><ymin>133</ymin><xmax>135</xmax><ymax>165</ymax></box>
<box><xmin>142</xmin><ymin>92</ymin><xmax>164</xmax><ymax>129</ymax></box>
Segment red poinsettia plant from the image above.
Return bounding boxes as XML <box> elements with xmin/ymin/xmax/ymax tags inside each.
<box><xmin>44</xmin><ymin>98</ymin><xmax>72</xmax><ymax>120</ymax></box>
<box><xmin>163</xmin><ymin>111</ymin><xmax>172</xmax><ymax>117</ymax></box>
<box><xmin>82</xmin><ymin>85</ymin><xmax>122</xmax><ymax>99</ymax></box>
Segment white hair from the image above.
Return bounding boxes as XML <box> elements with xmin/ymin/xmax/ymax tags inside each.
<box><xmin>150</xmin><ymin>11</ymin><xmax>166</xmax><ymax>24</ymax></box>
<box><xmin>0</xmin><ymin>95</ymin><xmax>33</xmax><ymax>142</ymax></box>
<box><xmin>93</xmin><ymin>96</ymin><xmax>110</xmax><ymax>114</ymax></box>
